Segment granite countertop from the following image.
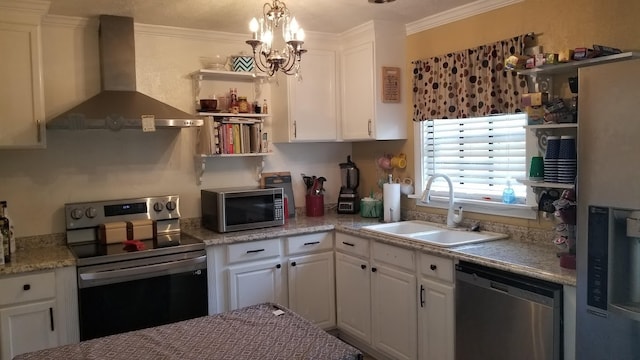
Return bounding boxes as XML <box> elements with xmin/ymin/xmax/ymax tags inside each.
<box><xmin>0</xmin><ymin>246</ymin><xmax>76</xmax><ymax>276</ymax></box>
<box><xmin>2</xmin><ymin>214</ymin><xmax>577</xmax><ymax>286</ymax></box>
<box><xmin>185</xmin><ymin>213</ymin><xmax>577</xmax><ymax>286</ymax></box>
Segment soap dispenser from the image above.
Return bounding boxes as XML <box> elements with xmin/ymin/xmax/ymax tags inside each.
<box><xmin>502</xmin><ymin>178</ymin><xmax>516</xmax><ymax>204</ymax></box>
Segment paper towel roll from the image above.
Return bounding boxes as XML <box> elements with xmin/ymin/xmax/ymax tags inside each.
<box><xmin>383</xmin><ymin>183</ymin><xmax>401</xmax><ymax>222</ymax></box>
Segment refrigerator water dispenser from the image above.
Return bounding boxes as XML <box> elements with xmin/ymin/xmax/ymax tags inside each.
<box><xmin>588</xmin><ymin>205</ymin><xmax>640</xmax><ymax>321</ymax></box>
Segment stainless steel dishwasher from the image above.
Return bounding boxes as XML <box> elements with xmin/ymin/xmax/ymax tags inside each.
<box><xmin>455</xmin><ymin>261</ymin><xmax>563</xmax><ymax>360</ymax></box>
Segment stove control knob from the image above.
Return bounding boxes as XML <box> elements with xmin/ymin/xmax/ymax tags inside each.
<box><xmin>70</xmin><ymin>208</ymin><xmax>84</xmax><ymax>220</ymax></box>
<box><xmin>85</xmin><ymin>207</ymin><xmax>97</xmax><ymax>218</ymax></box>
<box><xmin>166</xmin><ymin>201</ymin><xmax>177</xmax><ymax>212</ymax></box>
<box><xmin>153</xmin><ymin>202</ymin><xmax>164</xmax><ymax>212</ymax></box>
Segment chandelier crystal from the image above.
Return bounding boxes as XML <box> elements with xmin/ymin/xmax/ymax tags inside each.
<box><xmin>246</xmin><ymin>0</ymin><xmax>306</xmax><ymax>77</ymax></box>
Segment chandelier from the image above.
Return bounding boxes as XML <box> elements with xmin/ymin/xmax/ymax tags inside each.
<box><xmin>246</xmin><ymin>0</ymin><xmax>306</xmax><ymax>77</ymax></box>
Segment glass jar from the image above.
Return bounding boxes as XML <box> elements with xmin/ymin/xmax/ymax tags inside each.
<box><xmin>238</xmin><ymin>96</ymin><xmax>250</xmax><ymax>113</ymax></box>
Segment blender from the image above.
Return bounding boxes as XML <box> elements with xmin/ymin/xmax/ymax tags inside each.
<box><xmin>337</xmin><ymin>156</ymin><xmax>360</xmax><ymax>214</ymax></box>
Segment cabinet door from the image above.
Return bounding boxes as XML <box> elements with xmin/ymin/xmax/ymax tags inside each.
<box><xmin>288</xmin><ymin>251</ymin><xmax>335</xmax><ymax>329</ymax></box>
<box><xmin>341</xmin><ymin>41</ymin><xmax>374</xmax><ymax>140</ymax></box>
<box><xmin>419</xmin><ymin>278</ymin><xmax>455</xmax><ymax>360</ymax></box>
<box><xmin>227</xmin><ymin>259</ymin><xmax>285</xmax><ymax>310</ymax></box>
<box><xmin>0</xmin><ymin>22</ymin><xmax>45</xmax><ymax>148</ymax></box>
<box><xmin>371</xmin><ymin>262</ymin><xmax>417</xmax><ymax>360</ymax></box>
<box><xmin>288</xmin><ymin>49</ymin><xmax>338</xmax><ymax>141</ymax></box>
<box><xmin>335</xmin><ymin>252</ymin><xmax>371</xmax><ymax>343</ymax></box>
<box><xmin>0</xmin><ymin>300</ymin><xmax>57</xmax><ymax>360</ymax></box>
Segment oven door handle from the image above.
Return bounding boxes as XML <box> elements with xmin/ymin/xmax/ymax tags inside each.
<box><xmin>78</xmin><ymin>255</ymin><xmax>207</xmax><ymax>288</ymax></box>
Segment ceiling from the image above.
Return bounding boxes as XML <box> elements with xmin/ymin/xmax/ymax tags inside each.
<box><xmin>46</xmin><ymin>0</ymin><xmax>476</xmax><ymax>35</ymax></box>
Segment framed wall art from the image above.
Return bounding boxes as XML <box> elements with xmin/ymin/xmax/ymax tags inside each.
<box><xmin>382</xmin><ymin>66</ymin><xmax>400</xmax><ymax>103</ymax></box>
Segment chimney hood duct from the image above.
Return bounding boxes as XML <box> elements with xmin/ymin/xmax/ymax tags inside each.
<box><xmin>47</xmin><ymin>15</ymin><xmax>202</xmax><ymax>130</ymax></box>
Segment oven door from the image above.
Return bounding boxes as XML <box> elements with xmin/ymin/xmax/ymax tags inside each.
<box><xmin>77</xmin><ymin>250</ymin><xmax>208</xmax><ymax>341</ymax></box>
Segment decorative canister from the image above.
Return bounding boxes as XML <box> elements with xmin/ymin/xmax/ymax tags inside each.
<box><xmin>231</xmin><ymin>55</ymin><xmax>254</xmax><ymax>72</ymax></box>
<box><xmin>360</xmin><ymin>197</ymin><xmax>382</xmax><ymax>218</ymax></box>
<box><xmin>238</xmin><ymin>96</ymin><xmax>250</xmax><ymax>113</ymax></box>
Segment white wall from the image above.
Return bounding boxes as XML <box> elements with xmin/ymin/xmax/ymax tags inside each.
<box><xmin>0</xmin><ymin>16</ymin><xmax>351</xmax><ymax>237</ymax></box>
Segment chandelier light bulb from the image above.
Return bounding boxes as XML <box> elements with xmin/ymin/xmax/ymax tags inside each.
<box><xmin>297</xmin><ymin>28</ymin><xmax>305</xmax><ymax>41</ymax></box>
<box><xmin>263</xmin><ymin>30</ymin><xmax>273</xmax><ymax>47</ymax></box>
<box><xmin>289</xmin><ymin>17</ymin><xmax>299</xmax><ymax>33</ymax></box>
<box><xmin>249</xmin><ymin>17</ymin><xmax>259</xmax><ymax>39</ymax></box>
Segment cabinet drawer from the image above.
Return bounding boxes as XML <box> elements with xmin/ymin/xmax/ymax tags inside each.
<box><xmin>226</xmin><ymin>239</ymin><xmax>281</xmax><ymax>264</ymax></box>
<box><xmin>420</xmin><ymin>253</ymin><xmax>454</xmax><ymax>283</ymax></box>
<box><xmin>0</xmin><ymin>271</ymin><xmax>56</xmax><ymax>306</ymax></box>
<box><xmin>335</xmin><ymin>233</ymin><xmax>369</xmax><ymax>258</ymax></box>
<box><xmin>286</xmin><ymin>232</ymin><xmax>333</xmax><ymax>255</ymax></box>
<box><xmin>372</xmin><ymin>241</ymin><xmax>415</xmax><ymax>271</ymax></box>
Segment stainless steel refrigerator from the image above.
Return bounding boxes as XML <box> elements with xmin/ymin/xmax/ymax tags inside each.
<box><xmin>577</xmin><ymin>58</ymin><xmax>640</xmax><ymax>359</ymax></box>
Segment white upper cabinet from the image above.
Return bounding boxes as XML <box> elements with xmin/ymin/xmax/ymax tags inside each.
<box><xmin>340</xmin><ymin>20</ymin><xmax>407</xmax><ymax>141</ymax></box>
<box><xmin>0</xmin><ymin>0</ymin><xmax>49</xmax><ymax>148</ymax></box>
<box><xmin>341</xmin><ymin>42</ymin><xmax>375</xmax><ymax>140</ymax></box>
<box><xmin>272</xmin><ymin>47</ymin><xmax>339</xmax><ymax>142</ymax></box>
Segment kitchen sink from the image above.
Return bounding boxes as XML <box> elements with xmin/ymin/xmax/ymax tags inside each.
<box><xmin>362</xmin><ymin>220</ymin><xmax>443</xmax><ymax>235</ymax></box>
<box><xmin>408</xmin><ymin>229</ymin><xmax>507</xmax><ymax>247</ymax></box>
<box><xmin>362</xmin><ymin>220</ymin><xmax>508</xmax><ymax>247</ymax></box>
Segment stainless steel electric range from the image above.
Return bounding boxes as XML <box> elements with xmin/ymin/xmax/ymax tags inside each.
<box><xmin>65</xmin><ymin>195</ymin><xmax>208</xmax><ymax>341</ymax></box>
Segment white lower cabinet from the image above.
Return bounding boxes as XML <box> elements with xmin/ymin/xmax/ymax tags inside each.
<box><xmin>335</xmin><ymin>233</ymin><xmax>418</xmax><ymax>360</ymax></box>
<box><xmin>336</xmin><ymin>251</ymin><xmax>371</xmax><ymax>343</ymax></box>
<box><xmin>0</xmin><ymin>267</ymin><xmax>78</xmax><ymax>360</ymax></box>
<box><xmin>288</xmin><ymin>251</ymin><xmax>335</xmax><ymax>328</ymax></box>
<box><xmin>418</xmin><ymin>253</ymin><xmax>455</xmax><ymax>360</ymax></box>
<box><xmin>0</xmin><ymin>300</ymin><xmax>57</xmax><ymax>359</ymax></box>
<box><xmin>371</xmin><ymin>242</ymin><xmax>418</xmax><ymax>360</ymax></box>
<box><xmin>209</xmin><ymin>232</ymin><xmax>335</xmax><ymax>329</ymax></box>
<box><xmin>228</xmin><ymin>259</ymin><xmax>285</xmax><ymax>310</ymax></box>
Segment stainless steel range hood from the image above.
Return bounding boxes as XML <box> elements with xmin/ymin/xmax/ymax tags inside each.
<box><xmin>47</xmin><ymin>15</ymin><xmax>202</xmax><ymax>130</ymax></box>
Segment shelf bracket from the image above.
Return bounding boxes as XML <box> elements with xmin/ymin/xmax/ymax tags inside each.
<box><xmin>195</xmin><ymin>155</ymin><xmax>206</xmax><ymax>185</ymax></box>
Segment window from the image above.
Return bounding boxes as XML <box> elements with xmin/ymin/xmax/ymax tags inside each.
<box><xmin>416</xmin><ymin>113</ymin><xmax>534</xmax><ymax>218</ymax></box>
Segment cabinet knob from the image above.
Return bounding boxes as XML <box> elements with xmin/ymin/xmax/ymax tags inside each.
<box><xmin>361</xmin><ymin>264</ymin><xmax>367</xmax><ymax>270</ymax></box>
<box><xmin>23</xmin><ymin>284</ymin><xmax>31</xmax><ymax>291</ymax></box>
<box><xmin>371</xmin><ymin>267</ymin><xmax>377</xmax><ymax>273</ymax></box>
<box><xmin>291</xmin><ymin>261</ymin><xmax>297</xmax><ymax>267</ymax></box>
<box><xmin>430</xmin><ymin>264</ymin><xmax>437</xmax><ymax>271</ymax></box>
<box><xmin>276</xmin><ymin>264</ymin><xmax>281</xmax><ymax>269</ymax></box>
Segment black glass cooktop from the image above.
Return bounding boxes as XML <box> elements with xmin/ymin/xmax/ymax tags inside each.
<box><xmin>69</xmin><ymin>232</ymin><xmax>204</xmax><ymax>266</ymax></box>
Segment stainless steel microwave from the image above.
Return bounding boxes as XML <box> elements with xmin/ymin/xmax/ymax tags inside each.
<box><xmin>201</xmin><ymin>187</ymin><xmax>285</xmax><ymax>233</ymax></box>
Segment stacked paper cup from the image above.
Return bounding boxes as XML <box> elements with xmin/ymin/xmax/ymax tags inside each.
<box><xmin>544</xmin><ymin>136</ymin><xmax>560</xmax><ymax>183</ymax></box>
<box><xmin>557</xmin><ymin>136</ymin><xmax>577</xmax><ymax>184</ymax></box>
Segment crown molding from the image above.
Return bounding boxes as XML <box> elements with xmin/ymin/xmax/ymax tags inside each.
<box><xmin>406</xmin><ymin>0</ymin><xmax>524</xmax><ymax>35</ymax></box>
<box><xmin>0</xmin><ymin>0</ymin><xmax>50</xmax><ymax>14</ymax></box>
<box><xmin>43</xmin><ymin>15</ymin><xmax>95</xmax><ymax>29</ymax></box>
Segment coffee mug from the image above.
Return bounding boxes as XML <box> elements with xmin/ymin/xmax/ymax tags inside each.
<box><xmin>390</xmin><ymin>153</ymin><xmax>407</xmax><ymax>169</ymax></box>
<box><xmin>377</xmin><ymin>156</ymin><xmax>392</xmax><ymax>170</ymax></box>
<box><xmin>529</xmin><ymin>156</ymin><xmax>544</xmax><ymax>180</ymax></box>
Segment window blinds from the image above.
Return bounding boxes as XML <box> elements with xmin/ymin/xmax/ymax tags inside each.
<box><xmin>422</xmin><ymin>114</ymin><xmax>527</xmax><ymax>203</ymax></box>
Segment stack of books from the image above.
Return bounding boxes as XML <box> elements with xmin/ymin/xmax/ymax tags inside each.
<box><xmin>197</xmin><ymin>116</ymin><xmax>263</xmax><ymax>155</ymax></box>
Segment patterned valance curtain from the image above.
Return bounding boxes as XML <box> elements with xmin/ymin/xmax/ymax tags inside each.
<box><xmin>412</xmin><ymin>35</ymin><xmax>529</xmax><ymax>121</ymax></box>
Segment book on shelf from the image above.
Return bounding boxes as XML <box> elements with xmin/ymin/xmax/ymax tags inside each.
<box><xmin>220</xmin><ymin>117</ymin><xmax>260</xmax><ymax>124</ymax></box>
<box><xmin>249</xmin><ymin>124</ymin><xmax>261</xmax><ymax>153</ymax></box>
<box><xmin>197</xmin><ymin>116</ymin><xmax>220</xmax><ymax>155</ymax></box>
